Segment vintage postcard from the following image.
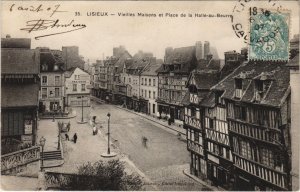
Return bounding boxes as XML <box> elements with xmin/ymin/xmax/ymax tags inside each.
<box><xmin>1</xmin><ymin>0</ymin><xmax>299</xmax><ymax>191</ymax></box>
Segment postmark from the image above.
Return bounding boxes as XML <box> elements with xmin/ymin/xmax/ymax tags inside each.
<box><xmin>248</xmin><ymin>8</ymin><xmax>290</xmax><ymax>61</ymax></box>
<box><xmin>231</xmin><ymin>0</ymin><xmax>286</xmax><ymax>45</ymax></box>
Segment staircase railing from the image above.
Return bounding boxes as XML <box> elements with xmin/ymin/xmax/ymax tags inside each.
<box><xmin>1</xmin><ymin>146</ymin><xmax>40</xmax><ymax>173</ymax></box>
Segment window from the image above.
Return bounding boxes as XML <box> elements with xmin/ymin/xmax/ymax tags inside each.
<box><xmin>240</xmin><ymin>140</ymin><xmax>252</xmax><ymax>159</ymax></box>
<box><xmin>81</xmin><ymin>84</ymin><xmax>86</xmax><ymax>91</ymax></box>
<box><xmin>141</xmin><ymin>78</ymin><xmax>144</xmax><ymax>85</ymax></box>
<box><xmin>256</xmin><ymin>80</ymin><xmax>264</xmax><ymax>92</ymax></box>
<box><xmin>153</xmin><ymin>104</ymin><xmax>156</xmax><ymax>113</ymax></box>
<box><xmin>209</xmin><ymin>118</ymin><xmax>214</xmax><ymax>129</ymax></box>
<box><xmin>153</xmin><ymin>79</ymin><xmax>156</xmax><ymax>86</ymax></box>
<box><xmin>75</xmin><ymin>75</ymin><xmax>80</xmax><ymax>80</ymax></box>
<box><xmin>261</xmin><ymin>148</ymin><xmax>274</xmax><ymax>168</ymax></box>
<box><xmin>141</xmin><ymin>89</ymin><xmax>143</xmax><ymax>97</ymax></box>
<box><xmin>42</xmin><ymin>76</ymin><xmax>47</xmax><ymax>85</ymax></box>
<box><xmin>55</xmin><ymin>88</ymin><xmax>59</xmax><ymax>97</ymax></box>
<box><xmin>191</xmin><ymin>107</ymin><xmax>196</xmax><ymax>117</ymax></box>
<box><xmin>145</xmin><ymin>90</ymin><xmax>147</xmax><ymax>98</ymax></box>
<box><xmin>194</xmin><ymin>131</ymin><xmax>199</xmax><ymax>143</ymax></box>
<box><xmin>73</xmin><ymin>84</ymin><xmax>77</xmax><ymax>91</ymax></box>
<box><xmin>235</xmin><ymin>79</ymin><xmax>243</xmax><ymax>89</ymax></box>
<box><xmin>55</xmin><ymin>76</ymin><xmax>60</xmax><ymax>85</ymax></box>
<box><xmin>149</xmin><ymin>91</ymin><xmax>151</xmax><ymax>99</ymax></box>
<box><xmin>129</xmin><ymin>78</ymin><xmax>131</xmax><ymax>83</ymax></box>
<box><xmin>149</xmin><ymin>79</ymin><xmax>151</xmax><ymax>86</ymax></box>
<box><xmin>145</xmin><ymin>78</ymin><xmax>147</xmax><ymax>86</ymax></box>
<box><xmin>42</xmin><ymin>88</ymin><xmax>47</xmax><ymax>98</ymax></box>
<box><xmin>235</xmin><ymin>105</ymin><xmax>247</xmax><ymax>121</ymax></box>
<box><xmin>153</xmin><ymin>91</ymin><xmax>156</xmax><ymax>99</ymax></box>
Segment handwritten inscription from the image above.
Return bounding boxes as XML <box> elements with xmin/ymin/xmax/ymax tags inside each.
<box><xmin>9</xmin><ymin>4</ymin><xmax>67</xmax><ymax>17</ymax></box>
<box><xmin>20</xmin><ymin>19</ymin><xmax>86</xmax><ymax>40</ymax></box>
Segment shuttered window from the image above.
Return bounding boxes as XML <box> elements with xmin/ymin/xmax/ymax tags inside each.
<box><xmin>1</xmin><ymin>111</ymin><xmax>24</xmax><ymax>136</ymax></box>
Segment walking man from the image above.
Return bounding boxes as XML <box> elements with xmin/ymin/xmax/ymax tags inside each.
<box><xmin>73</xmin><ymin>133</ymin><xmax>78</xmax><ymax>143</ymax></box>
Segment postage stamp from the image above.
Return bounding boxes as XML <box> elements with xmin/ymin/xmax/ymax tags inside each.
<box><xmin>248</xmin><ymin>8</ymin><xmax>290</xmax><ymax>61</ymax></box>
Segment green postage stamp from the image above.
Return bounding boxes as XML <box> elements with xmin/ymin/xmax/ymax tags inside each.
<box><xmin>249</xmin><ymin>8</ymin><xmax>290</xmax><ymax>61</ymax></box>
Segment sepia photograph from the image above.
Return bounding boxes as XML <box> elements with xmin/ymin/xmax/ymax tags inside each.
<box><xmin>1</xmin><ymin>0</ymin><xmax>299</xmax><ymax>191</ymax></box>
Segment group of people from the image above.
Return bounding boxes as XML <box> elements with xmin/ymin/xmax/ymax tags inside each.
<box><xmin>65</xmin><ymin>133</ymin><xmax>77</xmax><ymax>143</ymax></box>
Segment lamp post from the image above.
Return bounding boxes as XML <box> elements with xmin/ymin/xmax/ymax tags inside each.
<box><xmin>77</xmin><ymin>95</ymin><xmax>87</xmax><ymax>124</ymax></box>
<box><xmin>57</xmin><ymin>122</ymin><xmax>61</xmax><ymax>150</ymax></box>
<box><xmin>81</xmin><ymin>95</ymin><xmax>84</xmax><ymax>123</ymax></box>
<box><xmin>107</xmin><ymin>113</ymin><xmax>111</xmax><ymax>155</ymax></box>
<box><xmin>39</xmin><ymin>136</ymin><xmax>46</xmax><ymax>171</ymax></box>
<box><xmin>101</xmin><ymin>112</ymin><xmax>116</xmax><ymax>157</ymax></box>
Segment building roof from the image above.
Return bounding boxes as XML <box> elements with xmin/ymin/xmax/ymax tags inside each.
<box><xmin>286</xmin><ymin>53</ymin><xmax>299</xmax><ymax>69</ymax></box>
<box><xmin>1</xmin><ymin>49</ymin><xmax>39</xmax><ymax>74</ymax></box>
<box><xmin>192</xmin><ymin>70</ymin><xmax>220</xmax><ymax>90</ymax></box>
<box><xmin>212</xmin><ymin>60</ymin><xmax>290</xmax><ymax>107</ymax></box>
<box><xmin>127</xmin><ymin>51</ymin><xmax>154</xmax><ymax>75</ymax></box>
<box><xmin>1</xmin><ymin>83</ymin><xmax>39</xmax><ymax>108</ymax></box>
<box><xmin>141</xmin><ymin>60</ymin><xmax>163</xmax><ymax>76</ymax></box>
<box><xmin>1</xmin><ymin>38</ymin><xmax>31</xmax><ymax>49</ymax></box>
<box><xmin>165</xmin><ymin>46</ymin><xmax>196</xmax><ymax>65</ymax></box>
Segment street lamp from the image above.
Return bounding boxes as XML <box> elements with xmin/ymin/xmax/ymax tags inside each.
<box><xmin>77</xmin><ymin>95</ymin><xmax>87</xmax><ymax>124</ymax></box>
<box><xmin>101</xmin><ymin>112</ymin><xmax>116</xmax><ymax>158</ymax></box>
<box><xmin>107</xmin><ymin>113</ymin><xmax>111</xmax><ymax>155</ymax></box>
<box><xmin>81</xmin><ymin>95</ymin><xmax>84</xmax><ymax>123</ymax></box>
<box><xmin>39</xmin><ymin>136</ymin><xmax>46</xmax><ymax>171</ymax></box>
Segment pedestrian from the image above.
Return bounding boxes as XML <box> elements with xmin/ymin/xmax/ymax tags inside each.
<box><xmin>73</xmin><ymin>133</ymin><xmax>77</xmax><ymax>143</ymax></box>
<box><xmin>93</xmin><ymin>126</ymin><xmax>97</xmax><ymax>135</ymax></box>
<box><xmin>65</xmin><ymin>133</ymin><xmax>69</xmax><ymax>141</ymax></box>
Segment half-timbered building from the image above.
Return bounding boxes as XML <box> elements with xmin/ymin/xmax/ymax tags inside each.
<box><xmin>156</xmin><ymin>45</ymin><xmax>198</xmax><ymax>126</ymax></box>
<box><xmin>212</xmin><ymin>60</ymin><xmax>291</xmax><ymax>191</ymax></box>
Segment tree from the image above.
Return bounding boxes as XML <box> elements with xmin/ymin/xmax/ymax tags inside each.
<box><xmin>63</xmin><ymin>159</ymin><xmax>143</xmax><ymax>190</ymax></box>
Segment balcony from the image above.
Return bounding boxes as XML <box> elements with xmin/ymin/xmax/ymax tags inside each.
<box><xmin>228</xmin><ymin>119</ymin><xmax>281</xmax><ymax>146</ymax></box>
<box><xmin>184</xmin><ymin>115</ymin><xmax>201</xmax><ymax>129</ymax></box>
<box><xmin>187</xmin><ymin>140</ymin><xmax>204</xmax><ymax>156</ymax></box>
<box><xmin>234</xmin><ymin>154</ymin><xmax>287</xmax><ymax>189</ymax></box>
<box><xmin>189</xmin><ymin>93</ymin><xmax>199</xmax><ymax>104</ymax></box>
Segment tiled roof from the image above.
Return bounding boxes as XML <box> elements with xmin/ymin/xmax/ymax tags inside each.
<box><xmin>1</xmin><ymin>49</ymin><xmax>39</xmax><ymax>74</ymax></box>
<box><xmin>200</xmin><ymin>92</ymin><xmax>216</xmax><ymax>108</ymax></box>
<box><xmin>127</xmin><ymin>52</ymin><xmax>154</xmax><ymax>75</ymax></box>
<box><xmin>212</xmin><ymin>60</ymin><xmax>290</xmax><ymax>107</ymax></box>
<box><xmin>141</xmin><ymin>60</ymin><xmax>163</xmax><ymax>76</ymax></box>
<box><xmin>192</xmin><ymin>70</ymin><xmax>220</xmax><ymax>90</ymax></box>
<box><xmin>1</xmin><ymin>83</ymin><xmax>39</xmax><ymax>108</ymax></box>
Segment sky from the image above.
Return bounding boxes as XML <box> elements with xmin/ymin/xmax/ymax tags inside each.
<box><xmin>1</xmin><ymin>1</ymin><xmax>299</xmax><ymax>62</ymax></box>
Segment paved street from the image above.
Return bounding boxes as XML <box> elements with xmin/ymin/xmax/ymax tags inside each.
<box><xmin>36</xmin><ymin>102</ymin><xmax>208</xmax><ymax>190</ymax></box>
<box><xmin>89</xmin><ymin>102</ymin><xmax>208</xmax><ymax>190</ymax></box>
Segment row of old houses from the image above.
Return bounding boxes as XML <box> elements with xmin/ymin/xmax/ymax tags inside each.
<box><xmin>1</xmin><ymin>35</ymin><xmax>91</xmax><ymax>154</ymax></box>
<box><xmin>90</xmin><ymin>35</ymin><xmax>299</xmax><ymax>191</ymax></box>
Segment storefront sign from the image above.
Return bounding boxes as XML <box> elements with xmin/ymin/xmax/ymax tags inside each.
<box><xmin>21</xmin><ymin>135</ymin><xmax>32</xmax><ymax>144</ymax></box>
<box><xmin>24</xmin><ymin>120</ymin><xmax>33</xmax><ymax>134</ymax></box>
<box><xmin>208</xmin><ymin>154</ymin><xmax>219</xmax><ymax>164</ymax></box>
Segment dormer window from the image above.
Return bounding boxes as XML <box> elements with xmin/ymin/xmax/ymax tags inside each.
<box><xmin>235</xmin><ymin>78</ymin><xmax>243</xmax><ymax>98</ymax></box>
<box><xmin>215</xmin><ymin>91</ymin><xmax>224</xmax><ymax>105</ymax></box>
<box><xmin>254</xmin><ymin>80</ymin><xmax>268</xmax><ymax>101</ymax></box>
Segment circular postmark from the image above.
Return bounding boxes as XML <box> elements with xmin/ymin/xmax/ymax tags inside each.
<box><xmin>231</xmin><ymin>0</ymin><xmax>290</xmax><ymax>60</ymax></box>
<box><xmin>231</xmin><ymin>0</ymin><xmax>285</xmax><ymax>44</ymax></box>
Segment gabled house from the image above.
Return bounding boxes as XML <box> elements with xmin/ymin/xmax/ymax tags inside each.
<box><xmin>156</xmin><ymin>45</ymin><xmax>198</xmax><ymax>126</ymax></box>
<box><xmin>213</xmin><ymin>60</ymin><xmax>291</xmax><ymax>191</ymax></box>
<box><xmin>39</xmin><ymin>47</ymin><xmax>66</xmax><ymax>114</ymax></box>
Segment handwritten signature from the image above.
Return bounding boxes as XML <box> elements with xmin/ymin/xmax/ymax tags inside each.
<box><xmin>20</xmin><ymin>19</ymin><xmax>87</xmax><ymax>40</ymax></box>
